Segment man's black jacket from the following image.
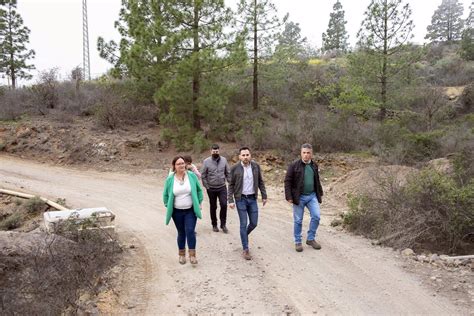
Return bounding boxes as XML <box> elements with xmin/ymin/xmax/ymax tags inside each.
<box><xmin>284</xmin><ymin>159</ymin><xmax>323</xmax><ymax>205</ymax></box>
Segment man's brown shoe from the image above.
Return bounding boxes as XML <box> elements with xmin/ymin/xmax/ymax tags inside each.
<box><xmin>242</xmin><ymin>249</ymin><xmax>252</xmax><ymax>260</ymax></box>
<box><xmin>295</xmin><ymin>243</ymin><xmax>303</xmax><ymax>252</ymax></box>
<box><xmin>212</xmin><ymin>226</ymin><xmax>219</xmax><ymax>232</ymax></box>
<box><xmin>221</xmin><ymin>226</ymin><xmax>229</xmax><ymax>234</ymax></box>
<box><xmin>306</xmin><ymin>240</ymin><xmax>322</xmax><ymax>250</ymax></box>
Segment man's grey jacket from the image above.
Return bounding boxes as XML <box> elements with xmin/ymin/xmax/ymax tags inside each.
<box><xmin>228</xmin><ymin>161</ymin><xmax>267</xmax><ymax>204</ymax></box>
<box><xmin>201</xmin><ymin>156</ymin><xmax>231</xmax><ymax>190</ymax></box>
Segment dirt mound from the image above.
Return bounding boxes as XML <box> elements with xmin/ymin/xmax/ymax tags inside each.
<box><xmin>0</xmin><ymin>116</ymin><xmax>168</xmax><ymax>171</ymax></box>
<box><xmin>327</xmin><ymin>165</ymin><xmax>417</xmax><ymax>203</ymax></box>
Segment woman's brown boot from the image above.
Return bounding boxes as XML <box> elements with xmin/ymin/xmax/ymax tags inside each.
<box><xmin>189</xmin><ymin>249</ymin><xmax>198</xmax><ymax>265</ymax></box>
<box><xmin>179</xmin><ymin>249</ymin><xmax>186</xmax><ymax>265</ymax></box>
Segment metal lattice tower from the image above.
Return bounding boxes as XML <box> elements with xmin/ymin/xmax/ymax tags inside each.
<box><xmin>82</xmin><ymin>0</ymin><xmax>91</xmax><ymax>80</ymax></box>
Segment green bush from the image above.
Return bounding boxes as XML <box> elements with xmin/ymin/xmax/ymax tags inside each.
<box><xmin>460</xmin><ymin>83</ymin><xmax>474</xmax><ymax>114</ymax></box>
<box><xmin>403</xmin><ymin>130</ymin><xmax>443</xmax><ymax>162</ymax></box>
<box><xmin>374</xmin><ymin>121</ymin><xmax>444</xmax><ymax>164</ymax></box>
<box><xmin>460</xmin><ymin>28</ymin><xmax>474</xmax><ymax>61</ymax></box>
<box><xmin>0</xmin><ymin>212</ymin><xmax>23</xmax><ymax>230</ymax></box>
<box><xmin>344</xmin><ymin>168</ymin><xmax>474</xmax><ymax>254</ymax></box>
<box><xmin>193</xmin><ymin>132</ymin><xmax>210</xmax><ymax>153</ymax></box>
<box><xmin>24</xmin><ymin>196</ymin><xmax>46</xmax><ymax>214</ymax></box>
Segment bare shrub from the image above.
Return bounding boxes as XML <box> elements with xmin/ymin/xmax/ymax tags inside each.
<box><xmin>0</xmin><ymin>227</ymin><xmax>121</xmax><ymax>315</ymax></box>
<box><xmin>94</xmin><ymin>80</ymin><xmax>157</xmax><ymax>129</ymax></box>
<box><xmin>409</xmin><ymin>86</ymin><xmax>448</xmax><ymax>131</ymax></box>
<box><xmin>29</xmin><ymin>68</ymin><xmax>60</xmax><ymax>114</ymax></box>
<box><xmin>460</xmin><ymin>83</ymin><xmax>474</xmax><ymax>114</ymax></box>
<box><xmin>0</xmin><ymin>88</ymin><xmax>32</xmax><ymax>120</ymax></box>
<box><xmin>344</xmin><ymin>168</ymin><xmax>474</xmax><ymax>254</ymax></box>
<box><xmin>432</xmin><ymin>53</ymin><xmax>474</xmax><ymax>86</ymax></box>
<box><xmin>235</xmin><ymin>106</ymin><xmax>374</xmax><ymax>156</ymax></box>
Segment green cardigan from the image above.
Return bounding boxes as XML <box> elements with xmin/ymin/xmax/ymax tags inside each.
<box><xmin>163</xmin><ymin>171</ymin><xmax>203</xmax><ymax>225</ymax></box>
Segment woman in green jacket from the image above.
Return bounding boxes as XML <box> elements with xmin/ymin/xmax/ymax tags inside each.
<box><xmin>163</xmin><ymin>156</ymin><xmax>203</xmax><ymax>265</ymax></box>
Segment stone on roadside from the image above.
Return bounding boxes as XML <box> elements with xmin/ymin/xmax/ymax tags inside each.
<box><xmin>430</xmin><ymin>254</ymin><xmax>439</xmax><ymax>263</ymax></box>
<box><xmin>401</xmin><ymin>248</ymin><xmax>414</xmax><ymax>256</ymax></box>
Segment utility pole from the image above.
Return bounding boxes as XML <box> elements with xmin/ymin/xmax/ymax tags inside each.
<box><xmin>82</xmin><ymin>0</ymin><xmax>91</xmax><ymax>80</ymax></box>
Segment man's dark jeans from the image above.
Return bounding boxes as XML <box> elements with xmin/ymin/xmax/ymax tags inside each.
<box><xmin>236</xmin><ymin>195</ymin><xmax>258</xmax><ymax>250</ymax></box>
<box><xmin>207</xmin><ymin>186</ymin><xmax>227</xmax><ymax>227</ymax></box>
<box><xmin>171</xmin><ymin>207</ymin><xmax>197</xmax><ymax>249</ymax></box>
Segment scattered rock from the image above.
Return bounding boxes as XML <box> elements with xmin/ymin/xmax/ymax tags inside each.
<box><xmin>330</xmin><ymin>218</ymin><xmax>343</xmax><ymax>227</ymax></box>
<box><xmin>430</xmin><ymin>254</ymin><xmax>439</xmax><ymax>263</ymax></box>
<box><xmin>16</xmin><ymin>126</ymin><xmax>32</xmax><ymax>138</ymax></box>
<box><xmin>401</xmin><ymin>248</ymin><xmax>415</xmax><ymax>256</ymax></box>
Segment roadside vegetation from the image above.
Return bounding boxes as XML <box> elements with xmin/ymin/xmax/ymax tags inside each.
<box><xmin>0</xmin><ymin>193</ymin><xmax>121</xmax><ymax>314</ymax></box>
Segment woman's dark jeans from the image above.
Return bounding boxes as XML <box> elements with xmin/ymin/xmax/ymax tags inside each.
<box><xmin>172</xmin><ymin>207</ymin><xmax>197</xmax><ymax>249</ymax></box>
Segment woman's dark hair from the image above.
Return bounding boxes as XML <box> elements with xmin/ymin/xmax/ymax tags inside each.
<box><xmin>183</xmin><ymin>155</ymin><xmax>192</xmax><ymax>164</ymax></box>
<box><xmin>171</xmin><ymin>156</ymin><xmax>186</xmax><ymax>172</ymax></box>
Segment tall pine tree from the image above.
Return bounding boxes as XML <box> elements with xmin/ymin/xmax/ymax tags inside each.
<box><xmin>467</xmin><ymin>1</ymin><xmax>473</xmax><ymax>29</ymax></box>
<box><xmin>156</xmin><ymin>0</ymin><xmax>244</xmax><ymax>146</ymax></box>
<box><xmin>0</xmin><ymin>0</ymin><xmax>35</xmax><ymax>89</ymax></box>
<box><xmin>274</xmin><ymin>21</ymin><xmax>307</xmax><ymax>61</ymax></box>
<box><xmin>97</xmin><ymin>0</ymin><xmax>173</xmax><ymax>83</ymax></box>
<box><xmin>322</xmin><ymin>0</ymin><xmax>349</xmax><ymax>54</ymax></box>
<box><xmin>460</xmin><ymin>1</ymin><xmax>474</xmax><ymax>60</ymax></box>
<box><xmin>425</xmin><ymin>0</ymin><xmax>464</xmax><ymax>43</ymax></box>
<box><xmin>238</xmin><ymin>0</ymin><xmax>287</xmax><ymax>110</ymax></box>
<box><xmin>357</xmin><ymin>0</ymin><xmax>414</xmax><ymax>119</ymax></box>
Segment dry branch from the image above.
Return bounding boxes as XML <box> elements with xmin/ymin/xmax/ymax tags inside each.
<box><xmin>0</xmin><ymin>188</ymin><xmax>68</xmax><ymax>211</ymax></box>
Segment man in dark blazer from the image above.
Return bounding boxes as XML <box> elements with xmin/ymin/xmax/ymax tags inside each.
<box><xmin>228</xmin><ymin>147</ymin><xmax>267</xmax><ymax>260</ymax></box>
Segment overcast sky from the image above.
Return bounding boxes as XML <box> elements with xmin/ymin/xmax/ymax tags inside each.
<box><xmin>4</xmin><ymin>0</ymin><xmax>472</xmax><ymax>86</ymax></box>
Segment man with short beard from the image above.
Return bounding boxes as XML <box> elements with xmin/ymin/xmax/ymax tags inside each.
<box><xmin>228</xmin><ymin>147</ymin><xmax>267</xmax><ymax>260</ymax></box>
<box><xmin>201</xmin><ymin>144</ymin><xmax>231</xmax><ymax>233</ymax></box>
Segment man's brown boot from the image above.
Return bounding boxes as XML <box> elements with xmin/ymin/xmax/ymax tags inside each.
<box><xmin>295</xmin><ymin>243</ymin><xmax>303</xmax><ymax>252</ymax></box>
<box><xmin>306</xmin><ymin>240</ymin><xmax>322</xmax><ymax>250</ymax></box>
<box><xmin>189</xmin><ymin>249</ymin><xmax>198</xmax><ymax>265</ymax></box>
<box><xmin>242</xmin><ymin>249</ymin><xmax>252</xmax><ymax>260</ymax></box>
<box><xmin>179</xmin><ymin>249</ymin><xmax>186</xmax><ymax>264</ymax></box>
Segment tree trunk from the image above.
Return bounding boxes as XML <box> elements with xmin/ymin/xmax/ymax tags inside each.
<box><xmin>8</xmin><ymin>7</ymin><xmax>15</xmax><ymax>90</ymax></box>
<box><xmin>10</xmin><ymin>53</ymin><xmax>16</xmax><ymax>90</ymax></box>
<box><xmin>380</xmin><ymin>0</ymin><xmax>388</xmax><ymax>120</ymax></box>
<box><xmin>11</xmin><ymin>73</ymin><xmax>16</xmax><ymax>90</ymax></box>
<box><xmin>252</xmin><ymin>0</ymin><xmax>258</xmax><ymax>110</ymax></box>
<box><xmin>192</xmin><ymin>1</ymin><xmax>201</xmax><ymax>130</ymax></box>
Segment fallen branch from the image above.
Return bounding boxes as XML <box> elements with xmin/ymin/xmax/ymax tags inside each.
<box><xmin>0</xmin><ymin>188</ymin><xmax>68</xmax><ymax>211</ymax></box>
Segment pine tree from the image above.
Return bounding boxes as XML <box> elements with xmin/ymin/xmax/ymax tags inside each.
<box><xmin>425</xmin><ymin>0</ymin><xmax>465</xmax><ymax>43</ymax></box>
<box><xmin>357</xmin><ymin>0</ymin><xmax>414</xmax><ymax>119</ymax></box>
<box><xmin>0</xmin><ymin>0</ymin><xmax>35</xmax><ymax>89</ymax></box>
<box><xmin>238</xmin><ymin>0</ymin><xmax>287</xmax><ymax>110</ymax></box>
<box><xmin>156</xmin><ymin>0</ymin><xmax>244</xmax><ymax>143</ymax></box>
<box><xmin>460</xmin><ymin>1</ymin><xmax>474</xmax><ymax>60</ymax></box>
<box><xmin>97</xmin><ymin>0</ymin><xmax>173</xmax><ymax>82</ymax></box>
<box><xmin>322</xmin><ymin>0</ymin><xmax>349</xmax><ymax>54</ymax></box>
<box><xmin>275</xmin><ymin>21</ymin><xmax>307</xmax><ymax>60</ymax></box>
<box><xmin>467</xmin><ymin>1</ymin><xmax>473</xmax><ymax>29</ymax></box>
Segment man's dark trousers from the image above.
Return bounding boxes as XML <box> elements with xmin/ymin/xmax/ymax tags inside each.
<box><xmin>207</xmin><ymin>186</ymin><xmax>227</xmax><ymax>227</ymax></box>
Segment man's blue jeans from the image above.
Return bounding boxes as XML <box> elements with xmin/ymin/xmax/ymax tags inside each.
<box><xmin>292</xmin><ymin>192</ymin><xmax>320</xmax><ymax>244</ymax></box>
<box><xmin>172</xmin><ymin>208</ymin><xmax>197</xmax><ymax>249</ymax></box>
<box><xmin>236</xmin><ymin>196</ymin><xmax>258</xmax><ymax>250</ymax></box>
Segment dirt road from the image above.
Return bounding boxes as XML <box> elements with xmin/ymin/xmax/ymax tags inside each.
<box><xmin>0</xmin><ymin>155</ymin><xmax>468</xmax><ymax>314</ymax></box>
